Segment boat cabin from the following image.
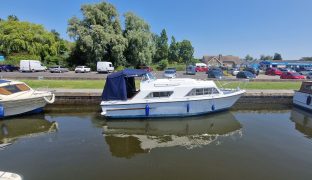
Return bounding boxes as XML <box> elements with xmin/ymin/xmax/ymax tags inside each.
<box><xmin>0</xmin><ymin>80</ymin><xmax>30</xmax><ymax>96</ymax></box>
<box><xmin>102</xmin><ymin>69</ymin><xmax>153</xmax><ymax>101</ymax></box>
<box><xmin>298</xmin><ymin>81</ymin><xmax>312</xmax><ymax>94</ymax></box>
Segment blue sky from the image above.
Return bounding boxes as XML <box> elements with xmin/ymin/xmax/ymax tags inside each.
<box><xmin>1</xmin><ymin>0</ymin><xmax>312</xmax><ymax>59</ymax></box>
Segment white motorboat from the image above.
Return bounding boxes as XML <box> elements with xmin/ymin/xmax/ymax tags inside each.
<box><xmin>0</xmin><ymin>80</ymin><xmax>55</xmax><ymax>118</ymax></box>
<box><xmin>293</xmin><ymin>81</ymin><xmax>312</xmax><ymax>111</ymax></box>
<box><xmin>101</xmin><ymin>69</ymin><xmax>245</xmax><ymax>119</ymax></box>
<box><xmin>0</xmin><ymin>171</ymin><xmax>22</xmax><ymax>180</ymax></box>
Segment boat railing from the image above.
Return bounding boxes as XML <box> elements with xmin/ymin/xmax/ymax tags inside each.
<box><xmin>217</xmin><ymin>79</ymin><xmax>249</xmax><ymax>92</ymax></box>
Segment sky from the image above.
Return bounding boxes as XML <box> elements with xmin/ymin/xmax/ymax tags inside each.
<box><xmin>1</xmin><ymin>0</ymin><xmax>312</xmax><ymax>60</ymax></box>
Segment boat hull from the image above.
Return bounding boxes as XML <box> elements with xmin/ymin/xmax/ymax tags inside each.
<box><xmin>101</xmin><ymin>92</ymin><xmax>244</xmax><ymax>119</ymax></box>
<box><xmin>0</xmin><ymin>95</ymin><xmax>53</xmax><ymax>117</ymax></box>
<box><xmin>293</xmin><ymin>91</ymin><xmax>312</xmax><ymax>111</ymax></box>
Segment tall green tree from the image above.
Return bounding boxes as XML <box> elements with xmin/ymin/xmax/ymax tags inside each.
<box><xmin>178</xmin><ymin>40</ymin><xmax>194</xmax><ymax>64</ymax></box>
<box><xmin>7</xmin><ymin>15</ymin><xmax>19</xmax><ymax>21</ymax></box>
<box><xmin>154</xmin><ymin>29</ymin><xmax>168</xmax><ymax>62</ymax></box>
<box><xmin>123</xmin><ymin>12</ymin><xmax>155</xmax><ymax>67</ymax></box>
<box><xmin>273</xmin><ymin>53</ymin><xmax>282</xmax><ymax>60</ymax></box>
<box><xmin>168</xmin><ymin>36</ymin><xmax>179</xmax><ymax>62</ymax></box>
<box><xmin>0</xmin><ymin>19</ymin><xmax>61</xmax><ymax>60</ymax></box>
<box><xmin>244</xmin><ymin>54</ymin><xmax>254</xmax><ymax>61</ymax></box>
<box><xmin>67</xmin><ymin>2</ymin><xmax>127</xmax><ymax>66</ymax></box>
<box><xmin>260</xmin><ymin>55</ymin><xmax>273</xmax><ymax>61</ymax></box>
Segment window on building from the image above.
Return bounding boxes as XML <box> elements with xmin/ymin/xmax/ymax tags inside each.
<box><xmin>145</xmin><ymin>91</ymin><xmax>173</xmax><ymax>99</ymax></box>
<box><xmin>186</xmin><ymin>88</ymin><xmax>219</xmax><ymax>96</ymax></box>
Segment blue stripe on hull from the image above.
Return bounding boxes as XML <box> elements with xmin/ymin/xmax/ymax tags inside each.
<box><xmin>1</xmin><ymin>107</ymin><xmax>44</xmax><ymax>119</ymax></box>
<box><xmin>293</xmin><ymin>103</ymin><xmax>312</xmax><ymax>112</ymax></box>
<box><xmin>106</xmin><ymin>108</ymin><xmax>229</xmax><ymax>119</ymax></box>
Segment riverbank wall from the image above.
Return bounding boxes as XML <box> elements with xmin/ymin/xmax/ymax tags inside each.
<box><xmin>50</xmin><ymin>89</ymin><xmax>294</xmax><ymax>108</ymax></box>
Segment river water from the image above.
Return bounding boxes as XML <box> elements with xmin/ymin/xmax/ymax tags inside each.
<box><xmin>1</xmin><ymin>106</ymin><xmax>312</xmax><ymax>180</ymax></box>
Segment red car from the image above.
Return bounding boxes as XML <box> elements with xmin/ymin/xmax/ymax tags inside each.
<box><xmin>195</xmin><ymin>65</ymin><xmax>208</xmax><ymax>72</ymax></box>
<box><xmin>280</xmin><ymin>72</ymin><xmax>305</xmax><ymax>79</ymax></box>
<box><xmin>265</xmin><ymin>68</ymin><xmax>283</xmax><ymax>76</ymax></box>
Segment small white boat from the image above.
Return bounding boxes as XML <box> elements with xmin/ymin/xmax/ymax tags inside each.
<box><xmin>293</xmin><ymin>81</ymin><xmax>312</xmax><ymax>111</ymax></box>
<box><xmin>0</xmin><ymin>80</ymin><xmax>55</xmax><ymax>118</ymax></box>
<box><xmin>101</xmin><ymin>69</ymin><xmax>245</xmax><ymax>119</ymax></box>
<box><xmin>0</xmin><ymin>171</ymin><xmax>22</xmax><ymax>180</ymax></box>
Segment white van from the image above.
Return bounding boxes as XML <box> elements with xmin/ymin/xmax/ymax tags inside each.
<box><xmin>97</xmin><ymin>61</ymin><xmax>114</xmax><ymax>73</ymax></box>
<box><xmin>20</xmin><ymin>60</ymin><xmax>47</xmax><ymax>72</ymax></box>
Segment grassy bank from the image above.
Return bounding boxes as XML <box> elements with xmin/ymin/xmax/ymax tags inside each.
<box><xmin>20</xmin><ymin>79</ymin><xmax>302</xmax><ymax>90</ymax></box>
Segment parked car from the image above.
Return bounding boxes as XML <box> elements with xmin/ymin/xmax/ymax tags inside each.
<box><xmin>0</xmin><ymin>65</ymin><xmax>19</xmax><ymax>72</ymax></box>
<box><xmin>140</xmin><ymin>66</ymin><xmax>153</xmax><ymax>72</ymax></box>
<box><xmin>307</xmin><ymin>72</ymin><xmax>312</xmax><ymax>79</ymax></box>
<box><xmin>167</xmin><ymin>67</ymin><xmax>177</xmax><ymax>72</ymax></box>
<box><xmin>206</xmin><ymin>67</ymin><xmax>222</xmax><ymax>74</ymax></box>
<box><xmin>244</xmin><ymin>67</ymin><xmax>259</xmax><ymax>76</ymax></box>
<box><xmin>278</xmin><ymin>68</ymin><xmax>295</xmax><ymax>73</ymax></box>
<box><xmin>207</xmin><ymin>69</ymin><xmax>223</xmax><ymax>79</ymax></box>
<box><xmin>163</xmin><ymin>69</ymin><xmax>176</xmax><ymax>78</ymax></box>
<box><xmin>49</xmin><ymin>66</ymin><xmax>69</xmax><ymax>73</ymax></box>
<box><xmin>186</xmin><ymin>65</ymin><xmax>196</xmax><ymax>75</ymax></box>
<box><xmin>236</xmin><ymin>71</ymin><xmax>256</xmax><ymax>79</ymax></box>
<box><xmin>75</xmin><ymin>66</ymin><xmax>91</xmax><ymax>73</ymax></box>
<box><xmin>195</xmin><ymin>63</ymin><xmax>208</xmax><ymax>72</ymax></box>
<box><xmin>228</xmin><ymin>68</ymin><xmax>240</xmax><ymax>76</ymax></box>
<box><xmin>97</xmin><ymin>61</ymin><xmax>114</xmax><ymax>73</ymax></box>
<box><xmin>20</xmin><ymin>60</ymin><xmax>47</xmax><ymax>72</ymax></box>
<box><xmin>265</xmin><ymin>68</ymin><xmax>282</xmax><ymax>76</ymax></box>
<box><xmin>280</xmin><ymin>72</ymin><xmax>305</xmax><ymax>79</ymax></box>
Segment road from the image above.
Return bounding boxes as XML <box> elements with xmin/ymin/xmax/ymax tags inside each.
<box><xmin>0</xmin><ymin>71</ymin><xmax>284</xmax><ymax>80</ymax></box>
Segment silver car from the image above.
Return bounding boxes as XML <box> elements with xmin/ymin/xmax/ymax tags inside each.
<box><xmin>49</xmin><ymin>66</ymin><xmax>69</xmax><ymax>73</ymax></box>
<box><xmin>163</xmin><ymin>70</ymin><xmax>176</xmax><ymax>78</ymax></box>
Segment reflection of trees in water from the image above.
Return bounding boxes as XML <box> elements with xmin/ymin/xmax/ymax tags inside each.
<box><xmin>103</xmin><ymin>112</ymin><xmax>242</xmax><ymax>159</ymax></box>
<box><xmin>0</xmin><ymin>115</ymin><xmax>58</xmax><ymax>145</ymax></box>
<box><xmin>291</xmin><ymin>108</ymin><xmax>312</xmax><ymax>138</ymax></box>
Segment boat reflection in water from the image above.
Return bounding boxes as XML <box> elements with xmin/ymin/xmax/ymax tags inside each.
<box><xmin>0</xmin><ymin>115</ymin><xmax>58</xmax><ymax>148</ymax></box>
<box><xmin>290</xmin><ymin>107</ymin><xmax>312</xmax><ymax>138</ymax></box>
<box><xmin>103</xmin><ymin>112</ymin><xmax>242</xmax><ymax>158</ymax></box>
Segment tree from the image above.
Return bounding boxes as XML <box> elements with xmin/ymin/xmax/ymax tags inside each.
<box><xmin>67</xmin><ymin>2</ymin><xmax>127</xmax><ymax>66</ymax></box>
<box><xmin>273</xmin><ymin>53</ymin><xmax>282</xmax><ymax>60</ymax></box>
<box><xmin>178</xmin><ymin>40</ymin><xmax>194</xmax><ymax>64</ymax></box>
<box><xmin>300</xmin><ymin>57</ymin><xmax>312</xmax><ymax>61</ymax></box>
<box><xmin>123</xmin><ymin>12</ymin><xmax>155</xmax><ymax>67</ymax></box>
<box><xmin>7</xmin><ymin>15</ymin><xmax>19</xmax><ymax>21</ymax></box>
<box><xmin>168</xmin><ymin>36</ymin><xmax>179</xmax><ymax>63</ymax></box>
<box><xmin>244</xmin><ymin>54</ymin><xmax>254</xmax><ymax>61</ymax></box>
<box><xmin>0</xmin><ymin>19</ymin><xmax>62</xmax><ymax>61</ymax></box>
<box><xmin>260</xmin><ymin>55</ymin><xmax>273</xmax><ymax>61</ymax></box>
<box><xmin>154</xmin><ymin>29</ymin><xmax>168</xmax><ymax>62</ymax></box>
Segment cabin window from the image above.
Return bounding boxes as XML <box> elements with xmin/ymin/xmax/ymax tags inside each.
<box><xmin>304</xmin><ymin>85</ymin><xmax>312</xmax><ymax>91</ymax></box>
<box><xmin>145</xmin><ymin>91</ymin><xmax>173</xmax><ymax>99</ymax></box>
<box><xmin>0</xmin><ymin>84</ymin><xmax>30</xmax><ymax>95</ymax></box>
<box><xmin>186</xmin><ymin>88</ymin><xmax>219</xmax><ymax>96</ymax></box>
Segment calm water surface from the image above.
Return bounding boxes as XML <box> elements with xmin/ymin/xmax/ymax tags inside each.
<box><xmin>1</xmin><ymin>106</ymin><xmax>312</xmax><ymax>180</ymax></box>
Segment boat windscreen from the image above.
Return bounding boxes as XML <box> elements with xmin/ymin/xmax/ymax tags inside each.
<box><xmin>0</xmin><ymin>84</ymin><xmax>30</xmax><ymax>95</ymax></box>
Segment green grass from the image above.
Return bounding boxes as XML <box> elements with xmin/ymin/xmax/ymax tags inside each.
<box><xmin>22</xmin><ymin>80</ymin><xmax>105</xmax><ymax>89</ymax></box>
<box><xmin>19</xmin><ymin>79</ymin><xmax>301</xmax><ymax>90</ymax></box>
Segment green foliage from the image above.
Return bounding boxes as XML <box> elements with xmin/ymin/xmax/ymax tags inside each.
<box><xmin>123</xmin><ymin>12</ymin><xmax>155</xmax><ymax>67</ymax></box>
<box><xmin>154</xmin><ymin>29</ymin><xmax>168</xmax><ymax>62</ymax></box>
<box><xmin>301</xmin><ymin>57</ymin><xmax>312</xmax><ymax>61</ymax></box>
<box><xmin>4</xmin><ymin>53</ymin><xmax>40</xmax><ymax>65</ymax></box>
<box><xmin>67</xmin><ymin>2</ymin><xmax>127</xmax><ymax>67</ymax></box>
<box><xmin>244</xmin><ymin>54</ymin><xmax>254</xmax><ymax>61</ymax></box>
<box><xmin>7</xmin><ymin>15</ymin><xmax>19</xmax><ymax>21</ymax></box>
<box><xmin>260</xmin><ymin>55</ymin><xmax>273</xmax><ymax>61</ymax></box>
<box><xmin>115</xmin><ymin>66</ymin><xmax>125</xmax><ymax>71</ymax></box>
<box><xmin>273</xmin><ymin>53</ymin><xmax>282</xmax><ymax>60</ymax></box>
<box><xmin>178</xmin><ymin>40</ymin><xmax>194</xmax><ymax>64</ymax></box>
<box><xmin>168</xmin><ymin>36</ymin><xmax>180</xmax><ymax>63</ymax></box>
<box><xmin>0</xmin><ymin>18</ymin><xmax>68</xmax><ymax>63</ymax></box>
<box><xmin>156</xmin><ymin>59</ymin><xmax>169</xmax><ymax>70</ymax></box>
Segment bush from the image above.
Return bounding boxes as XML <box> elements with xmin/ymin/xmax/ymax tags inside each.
<box><xmin>3</xmin><ymin>53</ymin><xmax>40</xmax><ymax>66</ymax></box>
<box><xmin>115</xmin><ymin>66</ymin><xmax>125</xmax><ymax>71</ymax></box>
<box><xmin>157</xmin><ymin>59</ymin><xmax>169</xmax><ymax>70</ymax></box>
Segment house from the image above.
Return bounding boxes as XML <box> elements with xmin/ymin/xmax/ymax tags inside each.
<box><xmin>202</xmin><ymin>55</ymin><xmax>241</xmax><ymax>67</ymax></box>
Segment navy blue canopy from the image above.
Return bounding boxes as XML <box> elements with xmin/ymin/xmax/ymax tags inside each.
<box><xmin>102</xmin><ymin>69</ymin><xmax>147</xmax><ymax>101</ymax></box>
<box><xmin>0</xmin><ymin>80</ymin><xmax>10</xmax><ymax>84</ymax></box>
